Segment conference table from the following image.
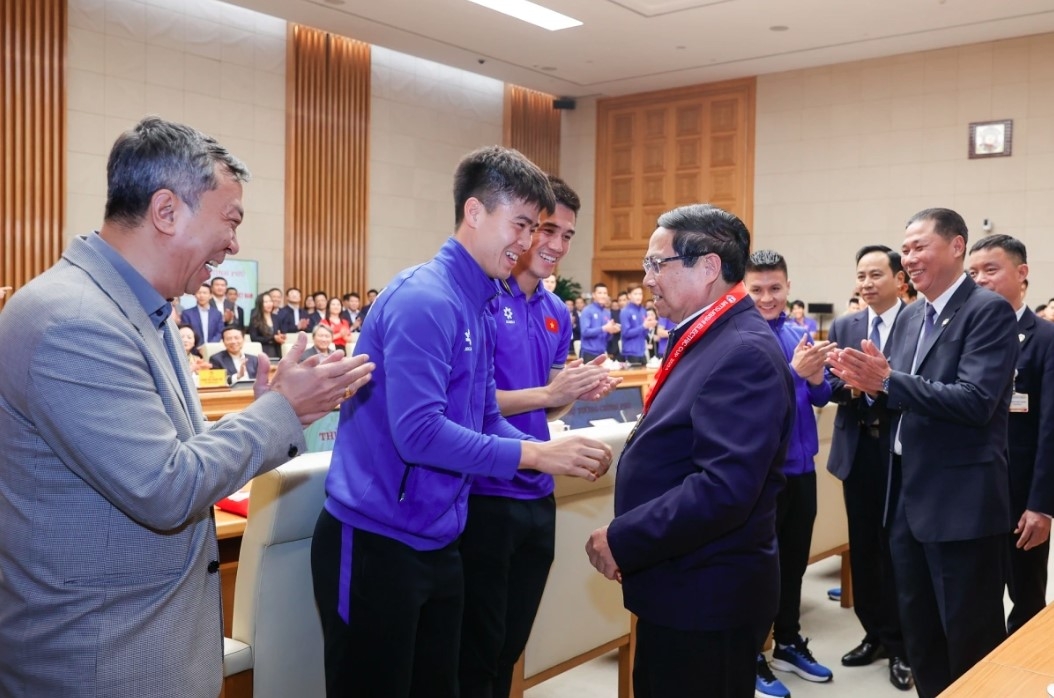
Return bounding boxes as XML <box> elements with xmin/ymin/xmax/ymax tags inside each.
<box><xmin>939</xmin><ymin>602</ymin><xmax>1054</xmax><ymax>696</ymax></box>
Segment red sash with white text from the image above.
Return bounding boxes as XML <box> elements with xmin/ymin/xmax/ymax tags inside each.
<box><xmin>628</xmin><ymin>282</ymin><xmax>747</xmax><ymax>442</ymax></box>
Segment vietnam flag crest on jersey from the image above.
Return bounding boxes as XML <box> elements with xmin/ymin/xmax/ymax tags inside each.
<box><xmin>545</xmin><ymin>317</ymin><xmax>559</xmax><ymax>333</ymax></box>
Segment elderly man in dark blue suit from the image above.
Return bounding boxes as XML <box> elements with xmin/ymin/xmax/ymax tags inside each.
<box><xmin>586</xmin><ymin>204</ymin><xmax>795</xmax><ymax>698</ymax></box>
<box><xmin>967</xmin><ymin>234</ymin><xmax>1054</xmax><ymax>634</ymax></box>
<box><xmin>829</xmin><ymin>208</ymin><xmax>1019</xmax><ymax>698</ymax></box>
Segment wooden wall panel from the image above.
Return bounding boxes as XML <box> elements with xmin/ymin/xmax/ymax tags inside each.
<box><xmin>285</xmin><ymin>24</ymin><xmax>370</xmax><ymax>299</ymax></box>
<box><xmin>503</xmin><ymin>84</ymin><xmax>560</xmax><ymax>176</ymax></box>
<box><xmin>593</xmin><ymin>78</ymin><xmax>755</xmax><ymax>291</ymax></box>
<box><xmin>0</xmin><ymin>0</ymin><xmax>65</xmax><ymax>304</ymax></box>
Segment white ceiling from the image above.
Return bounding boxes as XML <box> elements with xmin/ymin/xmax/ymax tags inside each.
<box><xmin>231</xmin><ymin>0</ymin><xmax>1054</xmax><ymax>97</ymax></box>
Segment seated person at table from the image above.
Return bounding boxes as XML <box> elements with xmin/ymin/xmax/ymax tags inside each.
<box><xmin>209</xmin><ymin>325</ymin><xmax>258</xmax><ymax>385</ymax></box>
<box><xmin>301</xmin><ymin>324</ymin><xmax>336</xmax><ymax>362</ymax></box>
<box><xmin>178</xmin><ymin>324</ymin><xmax>211</xmax><ymax>374</ymax></box>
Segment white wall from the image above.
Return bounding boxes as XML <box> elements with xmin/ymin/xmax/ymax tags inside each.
<box><xmin>557</xmin><ymin>97</ymin><xmax>598</xmax><ymax>296</ymax></box>
<box><xmin>753</xmin><ymin>33</ymin><xmax>1054</xmax><ymax>312</ymax></box>
<box><xmin>66</xmin><ymin>0</ymin><xmax>288</xmax><ymax>291</ymax></box>
<box><xmin>367</xmin><ymin>46</ymin><xmax>504</xmax><ymax>290</ymax></box>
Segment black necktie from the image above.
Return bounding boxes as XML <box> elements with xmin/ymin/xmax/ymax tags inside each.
<box><xmin>870</xmin><ymin>315</ymin><xmax>883</xmax><ymax>352</ymax></box>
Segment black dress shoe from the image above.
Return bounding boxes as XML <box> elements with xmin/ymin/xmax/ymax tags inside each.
<box><xmin>889</xmin><ymin>656</ymin><xmax>913</xmax><ymax>691</ymax></box>
<box><xmin>841</xmin><ymin>641</ymin><xmax>886</xmax><ymax>666</ymax></box>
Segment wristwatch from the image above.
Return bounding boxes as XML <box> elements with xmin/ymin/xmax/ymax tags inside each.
<box><xmin>881</xmin><ymin>373</ymin><xmax>891</xmax><ymax>394</ymax></box>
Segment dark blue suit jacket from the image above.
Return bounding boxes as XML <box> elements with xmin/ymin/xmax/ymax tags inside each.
<box><xmin>1008</xmin><ymin>308</ymin><xmax>1054</xmax><ymax>516</ymax></box>
<box><xmin>275</xmin><ymin>305</ymin><xmax>310</xmax><ymax>335</ymax></box>
<box><xmin>182</xmin><ymin>304</ymin><xmax>224</xmax><ymax>343</ymax></box>
<box><xmin>825</xmin><ymin>303</ymin><xmax>903</xmax><ymax>481</ymax></box>
<box><xmin>607</xmin><ymin>296</ymin><xmax>795</xmax><ymax>632</ymax></box>
<box><xmin>885</xmin><ymin>276</ymin><xmax>1018</xmax><ymax>542</ymax></box>
<box><xmin>208</xmin><ymin>351</ymin><xmax>258</xmax><ymax>385</ymax></box>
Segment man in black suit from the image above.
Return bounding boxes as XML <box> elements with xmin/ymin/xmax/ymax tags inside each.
<box><xmin>829</xmin><ymin>208</ymin><xmax>1019</xmax><ymax>698</ymax></box>
<box><xmin>306</xmin><ymin>291</ymin><xmax>327</xmax><ymax>331</ymax></box>
<box><xmin>825</xmin><ymin>245</ymin><xmax>912</xmax><ymax>691</ymax></box>
<box><xmin>224</xmin><ymin>286</ymin><xmax>246</xmax><ymax>331</ymax></box>
<box><xmin>586</xmin><ymin>204</ymin><xmax>795</xmax><ymax>698</ymax></box>
<box><xmin>276</xmin><ymin>287</ymin><xmax>310</xmax><ymax>335</ymax></box>
<box><xmin>183</xmin><ymin>283</ymin><xmax>224</xmax><ymax>343</ymax></box>
<box><xmin>967</xmin><ymin>234</ymin><xmax>1054</xmax><ymax>633</ymax></box>
<box><xmin>209</xmin><ymin>325</ymin><xmax>259</xmax><ymax>385</ymax></box>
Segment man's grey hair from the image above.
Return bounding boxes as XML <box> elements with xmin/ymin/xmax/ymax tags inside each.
<box><xmin>104</xmin><ymin>116</ymin><xmax>250</xmax><ymax>225</ymax></box>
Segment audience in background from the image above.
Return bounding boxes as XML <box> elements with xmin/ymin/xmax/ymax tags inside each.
<box><xmin>277</xmin><ymin>287</ymin><xmax>310</xmax><ymax>334</ymax></box>
<box><xmin>178</xmin><ymin>324</ymin><xmax>211</xmax><ymax>374</ymax></box>
<box><xmin>248</xmin><ymin>292</ymin><xmax>285</xmax><ymax>360</ymax></box>
<box><xmin>320</xmin><ymin>297</ymin><xmax>352</xmax><ymax>352</ymax></box>
<box><xmin>301</xmin><ymin>324</ymin><xmax>335</xmax><ymax>362</ymax></box>
<box><xmin>225</xmin><ymin>286</ymin><xmax>246</xmax><ymax>330</ymax></box>
<box><xmin>619</xmin><ymin>285</ymin><xmax>650</xmax><ymax>367</ymax></box>
<box><xmin>307</xmin><ymin>291</ymin><xmax>327</xmax><ymax>331</ymax></box>
<box><xmin>210</xmin><ymin>325</ymin><xmax>259</xmax><ymax>385</ymax></box>
<box><xmin>789</xmin><ymin>299</ymin><xmax>819</xmax><ymax>339</ymax></box>
<box><xmin>360</xmin><ymin>288</ymin><xmax>379</xmax><ymax>319</ymax></box>
<box><xmin>341</xmin><ymin>292</ymin><xmax>364</xmax><ymax>332</ymax></box>
<box><xmin>184</xmin><ymin>283</ymin><xmax>224</xmax><ymax>343</ymax></box>
<box><xmin>580</xmin><ymin>283</ymin><xmax>617</xmax><ymax>363</ymax></box>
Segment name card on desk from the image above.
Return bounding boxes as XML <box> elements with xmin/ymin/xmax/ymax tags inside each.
<box><xmin>198</xmin><ymin>368</ymin><xmax>229</xmax><ymax>389</ymax></box>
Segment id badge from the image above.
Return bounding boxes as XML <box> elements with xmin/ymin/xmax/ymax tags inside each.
<box><xmin>1010</xmin><ymin>392</ymin><xmax>1029</xmax><ymax>413</ymax></box>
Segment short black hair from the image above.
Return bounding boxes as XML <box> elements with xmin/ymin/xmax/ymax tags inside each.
<box><xmin>969</xmin><ymin>233</ymin><xmax>1028</xmax><ymax>265</ymax></box>
<box><xmin>453</xmin><ymin>146</ymin><xmax>555</xmax><ymax>227</ymax></box>
<box><xmin>592</xmin><ymin>282</ymin><xmax>607</xmax><ymax>292</ymax></box>
<box><xmin>227</xmin><ymin>286</ymin><xmax>238</xmax><ymax>294</ymax></box>
<box><xmin>221</xmin><ymin>324</ymin><xmax>243</xmax><ymax>339</ymax></box>
<box><xmin>655</xmin><ymin>204</ymin><xmax>751</xmax><ymax>283</ymax></box>
<box><xmin>547</xmin><ymin>175</ymin><xmax>580</xmax><ymax>215</ymax></box>
<box><xmin>907</xmin><ymin>208</ymin><xmax>968</xmax><ymax>245</ymax></box>
<box><xmin>790</xmin><ymin>300</ymin><xmax>805</xmax><ymax>310</ymax></box>
<box><xmin>746</xmin><ymin>249</ymin><xmax>788</xmax><ymax>277</ymax></box>
<box><xmin>856</xmin><ymin>244</ymin><xmax>904</xmax><ymax>276</ymax></box>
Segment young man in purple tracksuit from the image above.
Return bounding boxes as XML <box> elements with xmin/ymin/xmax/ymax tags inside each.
<box><xmin>458</xmin><ymin>176</ymin><xmax>617</xmax><ymax>697</ymax></box>
<box><xmin>746</xmin><ymin>250</ymin><xmax>835</xmax><ymax>698</ymax></box>
<box><xmin>310</xmin><ymin>147</ymin><xmax>613</xmax><ymax>698</ymax></box>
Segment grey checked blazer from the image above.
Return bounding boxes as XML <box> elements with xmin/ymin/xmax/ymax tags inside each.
<box><xmin>0</xmin><ymin>235</ymin><xmax>307</xmax><ymax>697</ymax></box>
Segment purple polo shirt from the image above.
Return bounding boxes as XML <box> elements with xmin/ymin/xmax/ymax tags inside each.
<box><xmin>471</xmin><ymin>279</ymin><xmax>572</xmax><ymax>499</ymax></box>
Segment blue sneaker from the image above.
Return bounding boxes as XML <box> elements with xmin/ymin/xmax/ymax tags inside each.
<box><xmin>756</xmin><ymin>654</ymin><xmax>791</xmax><ymax>697</ymax></box>
<box><xmin>827</xmin><ymin>587</ymin><xmax>841</xmax><ymax>601</ymax></box>
<box><xmin>772</xmin><ymin>636</ymin><xmax>833</xmax><ymax>682</ymax></box>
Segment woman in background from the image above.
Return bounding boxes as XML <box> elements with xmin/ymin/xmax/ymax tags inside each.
<box><xmin>320</xmin><ymin>297</ymin><xmax>352</xmax><ymax>352</ymax></box>
<box><xmin>178</xmin><ymin>324</ymin><xmax>211</xmax><ymax>374</ymax></box>
<box><xmin>249</xmin><ymin>293</ymin><xmax>285</xmax><ymax>359</ymax></box>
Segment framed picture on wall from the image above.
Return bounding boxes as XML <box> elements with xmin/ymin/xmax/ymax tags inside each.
<box><xmin>968</xmin><ymin>119</ymin><xmax>1013</xmax><ymax>159</ymax></box>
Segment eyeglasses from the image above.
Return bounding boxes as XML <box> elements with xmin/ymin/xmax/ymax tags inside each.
<box><xmin>642</xmin><ymin>254</ymin><xmax>698</xmax><ymax>275</ymax></box>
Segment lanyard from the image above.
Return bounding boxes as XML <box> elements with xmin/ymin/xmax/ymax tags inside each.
<box><xmin>628</xmin><ymin>282</ymin><xmax>747</xmax><ymax>443</ymax></box>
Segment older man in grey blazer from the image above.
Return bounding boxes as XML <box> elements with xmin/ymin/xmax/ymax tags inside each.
<box><xmin>0</xmin><ymin>117</ymin><xmax>374</xmax><ymax>697</ymax></box>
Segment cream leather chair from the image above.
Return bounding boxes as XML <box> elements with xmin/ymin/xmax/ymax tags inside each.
<box><xmin>222</xmin><ymin>452</ymin><xmax>331</xmax><ymax>698</ymax></box>
<box><xmin>202</xmin><ymin>341</ymin><xmax>264</xmax><ymax>362</ymax></box>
